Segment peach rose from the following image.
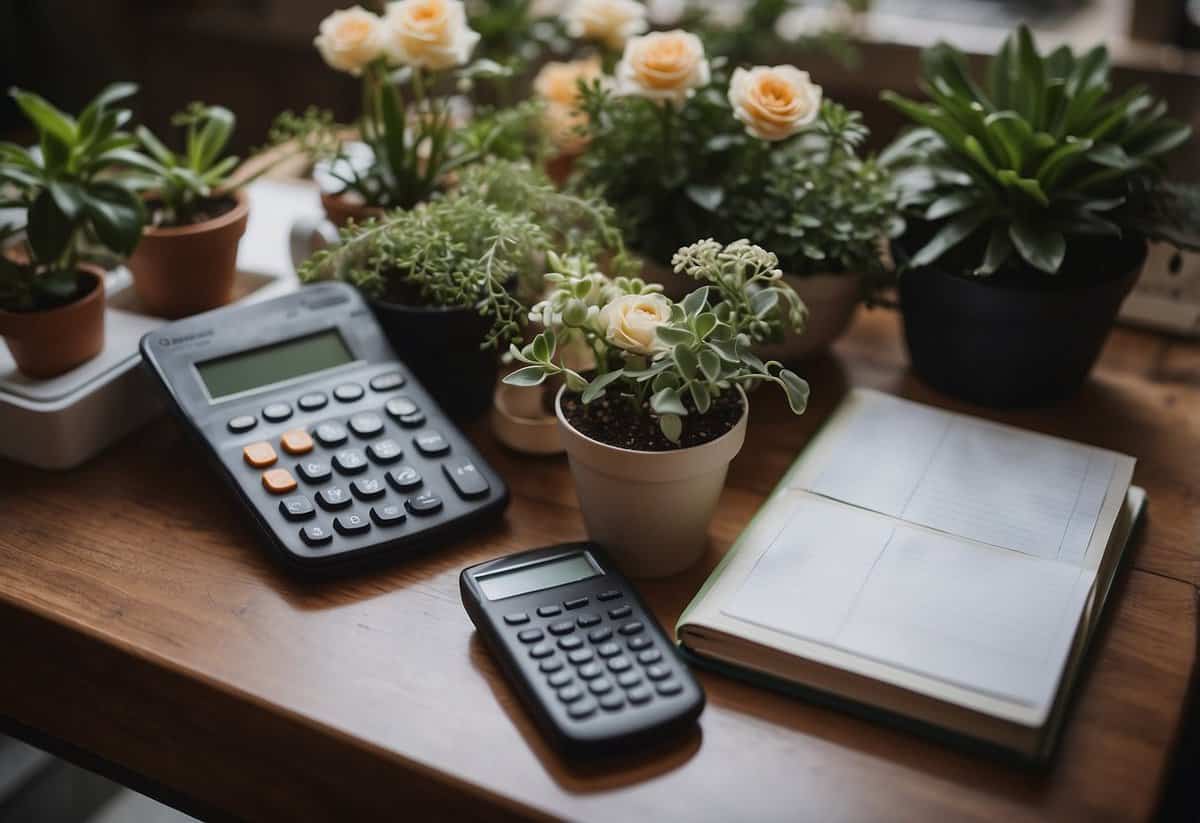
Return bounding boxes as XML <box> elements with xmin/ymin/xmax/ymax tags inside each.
<box><xmin>564</xmin><ymin>0</ymin><xmax>649</xmax><ymax>51</ymax></box>
<box><xmin>534</xmin><ymin>57</ymin><xmax>604</xmax><ymax>154</ymax></box>
<box><xmin>598</xmin><ymin>293</ymin><xmax>673</xmax><ymax>355</ymax></box>
<box><xmin>614</xmin><ymin>30</ymin><xmax>710</xmax><ymax>108</ymax></box>
<box><xmin>383</xmin><ymin>0</ymin><xmax>480</xmax><ymax>71</ymax></box>
<box><xmin>314</xmin><ymin>6</ymin><xmax>386</xmax><ymax>76</ymax></box>
<box><xmin>728</xmin><ymin>65</ymin><xmax>823</xmax><ymax>142</ymax></box>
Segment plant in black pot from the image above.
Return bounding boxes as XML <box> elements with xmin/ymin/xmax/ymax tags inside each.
<box><xmin>297</xmin><ymin>158</ymin><xmax>630</xmax><ymax>418</ymax></box>
<box><xmin>881</xmin><ymin>24</ymin><xmax>1198</xmax><ymax>407</ymax></box>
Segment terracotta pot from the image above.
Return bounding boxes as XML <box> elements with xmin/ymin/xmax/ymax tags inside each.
<box><xmin>756</xmin><ymin>272</ymin><xmax>863</xmax><ymax>363</ymax></box>
<box><xmin>545</xmin><ymin>153</ymin><xmax>577</xmax><ymax>188</ymax></box>
<box><xmin>0</xmin><ymin>264</ymin><xmax>106</xmax><ymax>378</ymax></box>
<box><xmin>320</xmin><ymin>191</ymin><xmax>384</xmax><ymax>228</ymax></box>
<box><xmin>128</xmin><ymin>190</ymin><xmax>249</xmax><ymax>319</ymax></box>
<box><xmin>556</xmin><ymin>385</ymin><xmax>748</xmax><ymax>579</ymax></box>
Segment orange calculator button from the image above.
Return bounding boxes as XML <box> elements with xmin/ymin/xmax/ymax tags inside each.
<box><xmin>243</xmin><ymin>441</ymin><xmax>277</xmax><ymax>468</ymax></box>
<box><xmin>262</xmin><ymin>468</ymin><xmax>297</xmax><ymax>494</ymax></box>
<box><xmin>280</xmin><ymin>429</ymin><xmax>314</xmax><ymax>455</ymax></box>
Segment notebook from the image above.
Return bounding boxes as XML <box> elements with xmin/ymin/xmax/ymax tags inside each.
<box><xmin>676</xmin><ymin>389</ymin><xmax>1144</xmax><ymax>761</ymax></box>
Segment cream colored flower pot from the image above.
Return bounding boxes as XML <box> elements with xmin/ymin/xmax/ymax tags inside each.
<box><xmin>757</xmin><ymin>272</ymin><xmax>863</xmax><ymax>363</ymax></box>
<box><xmin>555</xmin><ymin>385</ymin><xmax>748</xmax><ymax>579</ymax></box>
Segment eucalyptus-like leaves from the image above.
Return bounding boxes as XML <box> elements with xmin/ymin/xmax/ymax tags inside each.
<box><xmin>507</xmin><ymin>239</ymin><xmax>810</xmax><ymax>446</ymax></box>
<box><xmin>881</xmin><ymin>24</ymin><xmax>1193</xmax><ymax>276</ymax></box>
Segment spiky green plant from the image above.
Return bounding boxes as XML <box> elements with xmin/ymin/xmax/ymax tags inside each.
<box><xmin>881</xmin><ymin>24</ymin><xmax>1193</xmax><ymax>276</ymax></box>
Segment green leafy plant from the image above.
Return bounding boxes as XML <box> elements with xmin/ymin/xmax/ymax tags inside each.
<box><xmin>0</xmin><ymin>83</ymin><xmax>146</xmax><ymax>311</ymax></box>
<box><xmin>298</xmin><ymin>158</ymin><xmax>630</xmax><ymax>349</ymax></box>
<box><xmin>507</xmin><ymin>238</ymin><xmax>810</xmax><ymax>445</ymax></box>
<box><xmin>688</xmin><ymin>0</ymin><xmax>869</xmax><ymax>69</ymax></box>
<box><xmin>881</xmin><ymin>24</ymin><xmax>1195</xmax><ymax>276</ymax></box>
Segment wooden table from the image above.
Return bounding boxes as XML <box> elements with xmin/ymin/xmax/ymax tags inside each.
<box><xmin>1</xmin><ymin>309</ymin><xmax>1196</xmax><ymax>822</ymax></box>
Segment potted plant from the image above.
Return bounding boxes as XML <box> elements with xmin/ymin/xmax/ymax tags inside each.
<box><xmin>0</xmin><ymin>84</ymin><xmax>146</xmax><ymax>378</ymax></box>
<box><xmin>298</xmin><ymin>158</ymin><xmax>630</xmax><ymax>418</ymax></box>
<box><xmin>123</xmin><ymin>103</ymin><xmax>265</xmax><ymax>318</ymax></box>
<box><xmin>573</xmin><ymin>30</ymin><xmax>898</xmax><ymax>357</ymax></box>
<box><xmin>505</xmin><ymin>238</ymin><xmax>809</xmax><ymax>578</ymax></box>
<box><xmin>881</xmin><ymin>25</ymin><xmax>1197</xmax><ymax>406</ymax></box>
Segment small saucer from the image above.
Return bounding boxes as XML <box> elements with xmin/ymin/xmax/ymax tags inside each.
<box><xmin>491</xmin><ymin>382</ymin><xmax>563</xmax><ymax>455</ymax></box>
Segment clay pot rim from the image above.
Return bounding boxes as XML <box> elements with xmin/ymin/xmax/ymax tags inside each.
<box><xmin>319</xmin><ymin>190</ymin><xmax>386</xmax><ymax>214</ymax></box>
<box><xmin>141</xmin><ymin>188</ymin><xmax>250</xmax><ymax>239</ymax></box>
<box><xmin>0</xmin><ymin>263</ymin><xmax>105</xmax><ymax>324</ymax></box>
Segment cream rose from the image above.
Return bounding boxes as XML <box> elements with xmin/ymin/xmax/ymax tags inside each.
<box><xmin>314</xmin><ymin>6</ymin><xmax>386</xmax><ymax>76</ymax></box>
<box><xmin>598</xmin><ymin>293</ymin><xmax>673</xmax><ymax>356</ymax></box>
<box><xmin>614</xmin><ymin>30</ymin><xmax>710</xmax><ymax>108</ymax></box>
<box><xmin>564</xmin><ymin>0</ymin><xmax>649</xmax><ymax>51</ymax></box>
<box><xmin>383</xmin><ymin>0</ymin><xmax>480</xmax><ymax>71</ymax></box>
<box><xmin>534</xmin><ymin>57</ymin><xmax>604</xmax><ymax>154</ymax></box>
<box><xmin>728</xmin><ymin>65</ymin><xmax>823</xmax><ymax>142</ymax></box>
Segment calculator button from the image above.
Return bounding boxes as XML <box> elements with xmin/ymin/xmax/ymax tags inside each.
<box><xmin>563</xmin><ymin>597</ymin><xmax>589</xmax><ymax>610</ymax></box>
<box><xmin>406</xmin><ymin>494</ymin><xmax>443</xmax><ymax>515</ymax></box>
<box><xmin>567</xmin><ymin>649</ymin><xmax>593</xmax><ymax>665</ymax></box>
<box><xmin>262</xmin><ymin>469</ymin><xmax>297</xmax><ymax>495</ymax></box>
<box><xmin>334</xmin><ymin>512</ymin><xmax>370</xmax><ymax>535</ymax></box>
<box><xmin>300</xmin><ymin>524</ymin><xmax>333</xmax><ymax>546</ymax></box>
<box><xmin>577</xmin><ymin>614</ymin><xmax>601</xmax><ymax>628</ymax></box>
<box><xmin>596</xmin><ymin>642</ymin><xmax>621</xmax><ymax>659</ymax></box>
<box><xmin>370</xmin><ymin>372</ymin><xmax>406</xmax><ymax>392</ymax></box>
<box><xmin>351</xmin><ymin>477</ymin><xmax>386</xmax><ymax>500</ymax></box>
<box><xmin>262</xmin><ymin>403</ymin><xmax>292</xmax><ymax>423</ymax></box>
<box><xmin>557</xmin><ymin>685</ymin><xmax>583</xmax><ymax>704</ymax></box>
<box><xmin>279</xmin><ymin>495</ymin><xmax>315</xmax><ymax>521</ymax></box>
<box><xmin>577</xmin><ymin>662</ymin><xmax>604</xmax><ymax>680</ymax></box>
<box><xmin>627</xmin><ymin>635</ymin><xmax>653</xmax><ymax>652</ymax></box>
<box><xmin>298</xmin><ymin>392</ymin><xmax>328</xmax><ymax>412</ymax></box>
<box><xmin>227</xmin><ymin>415</ymin><xmax>257</xmax><ymax>433</ymax></box>
<box><xmin>597</xmin><ymin>590</ymin><xmax>623</xmax><ymax>601</ymax></box>
<box><xmin>349</xmin><ymin>413</ymin><xmax>384</xmax><ymax>438</ymax></box>
<box><xmin>518</xmin><ymin>628</ymin><xmax>544</xmax><ymax>644</ymax></box>
<box><xmin>386</xmin><ymin>466</ymin><xmax>422</xmax><ymax>491</ymax></box>
<box><xmin>280</xmin><ymin>429</ymin><xmax>314</xmax><ymax>455</ymax></box>
<box><xmin>627</xmin><ymin>686</ymin><xmax>652</xmax><ymax>705</ymax></box>
<box><xmin>414</xmin><ymin>431</ymin><xmax>450</xmax><ymax>457</ymax></box>
<box><xmin>539</xmin><ymin>657</ymin><xmax>564</xmax><ymax>674</ymax></box>
<box><xmin>567</xmin><ymin>697</ymin><xmax>597</xmax><ymax>719</ymax></box>
<box><xmin>503</xmin><ymin>612</ymin><xmax>530</xmax><ymax>626</ymax></box>
<box><xmin>297</xmin><ymin>460</ymin><xmax>333</xmax><ymax>484</ymax></box>
<box><xmin>314</xmin><ymin>422</ymin><xmax>349</xmax><ymax>447</ymax></box>
<box><xmin>537</xmin><ymin>605</ymin><xmax>562</xmax><ymax>618</ymax></box>
<box><xmin>656</xmin><ymin>680</ymin><xmax>683</xmax><ymax>697</ymax></box>
<box><xmin>557</xmin><ymin>636</ymin><xmax>583</xmax><ymax>651</ymax></box>
<box><xmin>646</xmin><ymin>664</ymin><xmax>671</xmax><ymax>681</ymax></box>
<box><xmin>368</xmin><ymin>439</ymin><xmax>403</xmax><ymax>464</ymax></box>
<box><xmin>607</xmin><ymin>656</ymin><xmax>633</xmax><ymax>673</ymax></box>
<box><xmin>609</xmin><ymin>605</ymin><xmax>632</xmax><ymax>620</ymax></box>
<box><xmin>443</xmin><ymin>459</ymin><xmax>488</xmax><ymax>498</ymax></box>
<box><xmin>334</xmin><ymin>383</ymin><xmax>364</xmax><ymax>402</ymax></box>
<box><xmin>547</xmin><ymin>671</ymin><xmax>572</xmax><ymax>688</ymax></box>
<box><xmin>548</xmin><ymin>621</ymin><xmax>575</xmax><ymax>636</ymax></box>
<box><xmin>243</xmin><ymin>442</ymin><xmax>277</xmax><ymax>468</ymax></box>
<box><xmin>399</xmin><ymin>412</ymin><xmax>426</xmax><ymax>428</ymax></box>
<box><xmin>316</xmin><ymin>487</ymin><xmax>352</xmax><ymax>510</ymax></box>
<box><xmin>370</xmin><ymin>504</ymin><xmax>406</xmax><ymax>527</ymax></box>
<box><xmin>599</xmin><ymin>693</ymin><xmax>625</xmax><ymax>711</ymax></box>
<box><xmin>588</xmin><ymin>627</ymin><xmax>612</xmax><ymax>643</ymax></box>
<box><xmin>619</xmin><ymin>621</ymin><xmax>644</xmax><ymax>636</ymax></box>
<box><xmin>616</xmin><ymin>671</ymin><xmax>642</xmax><ymax>689</ymax></box>
<box><xmin>385</xmin><ymin>397</ymin><xmax>419</xmax><ymax>419</ymax></box>
<box><xmin>529</xmin><ymin>643</ymin><xmax>554</xmax><ymax>659</ymax></box>
<box><xmin>636</xmin><ymin>649</ymin><xmax>662</xmax><ymax>665</ymax></box>
<box><xmin>588</xmin><ymin>678</ymin><xmax>614</xmax><ymax>695</ymax></box>
<box><xmin>333</xmin><ymin>449</ymin><xmax>368</xmax><ymax>475</ymax></box>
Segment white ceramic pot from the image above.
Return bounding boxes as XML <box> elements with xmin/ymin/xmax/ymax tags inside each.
<box><xmin>757</xmin><ymin>272</ymin><xmax>863</xmax><ymax>363</ymax></box>
<box><xmin>555</xmin><ymin>385</ymin><xmax>748</xmax><ymax>579</ymax></box>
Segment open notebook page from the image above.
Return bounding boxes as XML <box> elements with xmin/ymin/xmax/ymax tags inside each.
<box><xmin>799</xmin><ymin>391</ymin><xmax>1117</xmax><ymax>565</ymax></box>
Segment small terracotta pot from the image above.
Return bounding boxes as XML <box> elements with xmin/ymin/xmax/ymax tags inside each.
<box><xmin>128</xmin><ymin>190</ymin><xmax>249</xmax><ymax>319</ymax></box>
<box><xmin>0</xmin><ymin>264</ymin><xmax>106</xmax><ymax>378</ymax></box>
<box><xmin>756</xmin><ymin>272</ymin><xmax>863</xmax><ymax>363</ymax></box>
<box><xmin>556</xmin><ymin>385</ymin><xmax>748</xmax><ymax>579</ymax></box>
<box><xmin>320</xmin><ymin>191</ymin><xmax>385</xmax><ymax>228</ymax></box>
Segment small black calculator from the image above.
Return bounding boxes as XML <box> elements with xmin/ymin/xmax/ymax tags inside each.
<box><xmin>460</xmin><ymin>543</ymin><xmax>705</xmax><ymax>756</ymax></box>
<box><xmin>140</xmin><ymin>282</ymin><xmax>508</xmax><ymax>576</ymax></box>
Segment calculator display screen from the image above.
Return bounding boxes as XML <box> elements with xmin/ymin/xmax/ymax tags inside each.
<box><xmin>197</xmin><ymin>329</ymin><xmax>354</xmax><ymax>400</ymax></box>
<box><xmin>476</xmin><ymin>553</ymin><xmax>601</xmax><ymax>600</ymax></box>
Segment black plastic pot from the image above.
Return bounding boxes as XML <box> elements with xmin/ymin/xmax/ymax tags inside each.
<box><xmin>899</xmin><ymin>237</ymin><xmax>1146</xmax><ymax>407</ymax></box>
<box><xmin>368</xmin><ymin>297</ymin><xmax>498</xmax><ymax>420</ymax></box>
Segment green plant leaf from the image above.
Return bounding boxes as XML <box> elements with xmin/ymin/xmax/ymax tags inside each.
<box><xmin>1131</xmin><ymin>122</ymin><xmax>1192</xmax><ymax>159</ymax></box>
<box><xmin>995</xmin><ymin>169</ymin><xmax>1049</xmax><ymax>206</ymax></box>
<box><xmin>779</xmin><ymin>369</ymin><xmax>810</xmax><ymax>414</ymax></box>
<box><xmin>673</xmin><ymin>345</ymin><xmax>698</xmax><ymax>380</ymax></box>
<box><xmin>81</xmin><ymin>183</ymin><xmax>146</xmax><ymax>256</ymax></box>
<box><xmin>684</xmin><ymin>183</ymin><xmax>724</xmax><ymax>212</ymax></box>
<box><xmin>651</xmin><ymin>386</ymin><xmax>688</xmax><ymax>416</ymax></box>
<box><xmin>984</xmin><ymin>111</ymin><xmax>1034</xmax><ymax>170</ymax></box>
<box><xmin>137</xmin><ymin>126</ymin><xmax>176</xmax><ymax>165</ymax></box>
<box><xmin>698</xmin><ymin>348</ymin><xmax>721</xmax><ymax>381</ymax></box>
<box><xmin>693</xmin><ymin>311</ymin><xmax>717</xmax><ymax>340</ymax></box>
<box><xmin>750</xmin><ymin>288</ymin><xmax>779</xmax><ymax>318</ymax></box>
<box><xmin>925</xmin><ymin>191</ymin><xmax>977</xmax><ymax>220</ymax></box>
<box><xmin>690</xmin><ymin>381</ymin><xmax>711</xmax><ymax>414</ymax></box>
<box><xmin>910</xmin><ymin>209</ymin><xmax>989</xmax><ymax>268</ymax></box>
<box><xmin>1013</xmin><ymin>24</ymin><xmax>1045</xmax><ymax>126</ymax></box>
<box><xmin>48</xmin><ymin>181</ymin><xmax>85</xmax><ymax>219</ymax></box>
<box><xmin>1010</xmin><ymin>218</ymin><xmax>1065</xmax><ymax>273</ymax></box>
<box><xmin>656</xmin><ymin>325</ymin><xmax>694</xmax><ymax>346</ymax></box>
<box><xmin>10</xmin><ymin>88</ymin><xmax>77</xmax><ymax>146</ymax></box>
<box><xmin>503</xmin><ymin>366</ymin><xmax>548</xmax><ymax>387</ymax></box>
<box><xmin>680</xmin><ymin>286</ymin><xmax>709</xmax><ymax>318</ymax></box>
<box><xmin>194</xmin><ymin>105</ymin><xmax>234</xmax><ymax>171</ymax></box>
<box><xmin>78</xmin><ymin>82</ymin><xmax>137</xmax><ymax>141</ymax></box>
<box><xmin>659</xmin><ymin>414</ymin><xmax>682</xmax><ymax>445</ymax></box>
<box><xmin>581</xmin><ymin>369</ymin><xmax>624</xmax><ymax>403</ymax></box>
<box><xmin>25</xmin><ymin>190</ymin><xmax>72</xmax><ymax>264</ymax></box>
<box><xmin>975</xmin><ymin>224</ymin><xmax>1013</xmax><ymax>275</ymax></box>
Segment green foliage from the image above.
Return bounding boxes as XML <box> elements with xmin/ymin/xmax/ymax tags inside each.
<box><xmin>881</xmin><ymin>24</ymin><xmax>1194</xmax><ymax>276</ymax></box>
<box><xmin>298</xmin><ymin>159</ymin><xmax>629</xmax><ymax>350</ymax></box>
<box><xmin>508</xmin><ymin>239</ymin><xmax>809</xmax><ymax>445</ymax></box>
<box><xmin>467</xmin><ymin>0</ymin><xmax>573</xmax><ymax>96</ymax></box>
<box><xmin>0</xmin><ymin>83</ymin><xmax>146</xmax><ymax>311</ymax></box>
<box><xmin>689</xmin><ymin>0</ymin><xmax>868</xmax><ymax>69</ymax></box>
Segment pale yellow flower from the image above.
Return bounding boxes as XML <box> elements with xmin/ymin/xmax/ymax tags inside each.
<box><xmin>728</xmin><ymin>65</ymin><xmax>823</xmax><ymax>142</ymax></box>
<box><xmin>383</xmin><ymin>0</ymin><xmax>480</xmax><ymax>70</ymax></box>
<box><xmin>314</xmin><ymin>6</ymin><xmax>386</xmax><ymax>76</ymax></box>
<box><xmin>598</xmin><ymin>293</ymin><xmax>673</xmax><ymax>355</ymax></box>
<box><xmin>564</xmin><ymin>0</ymin><xmax>649</xmax><ymax>51</ymax></box>
<box><xmin>614</xmin><ymin>30</ymin><xmax>710</xmax><ymax>108</ymax></box>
